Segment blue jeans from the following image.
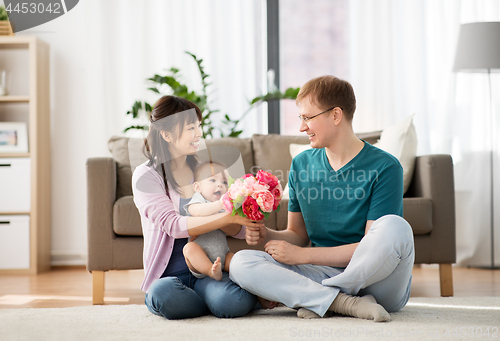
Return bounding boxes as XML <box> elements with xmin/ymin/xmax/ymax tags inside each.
<box><xmin>145</xmin><ymin>271</ymin><xmax>257</xmax><ymax>319</ymax></box>
<box><xmin>230</xmin><ymin>215</ymin><xmax>414</xmax><ymax>316</ymax></box>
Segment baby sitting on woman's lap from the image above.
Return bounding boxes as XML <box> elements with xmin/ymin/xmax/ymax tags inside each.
<box><xmin>182</xmin><ymin>161</ymin><xmax>233</xmax><ymax>281</ymax></box>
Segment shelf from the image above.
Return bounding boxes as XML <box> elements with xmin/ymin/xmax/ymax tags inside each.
<box><xmin>0</xmin><ymin>212</ymin><xmax>30</xmax><ymax>216</ymax></box>
<box><xmin>0</xmin><ymin>153</ymin><xmax>30</xmax><ymax>158</ymax></box>
<box><xmin>0</xmin><ymin>96</ymin><xmax>30</xmax><ymax>103</ymax></box>
<box><xmin>0</xmin><ymin>35</ymin><xmax>35</xmax><ymax>49</ymax></box>
<box><xmin>0</xmin><ymin>36</ymin><xmax>51</xmax><ymax>274</ymax></box>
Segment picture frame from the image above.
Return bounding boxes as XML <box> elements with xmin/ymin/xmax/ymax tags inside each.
<box><xmin>0</xmin><ymin>122</ymin><xmax>28</xmax><ymax>153</ymax></box>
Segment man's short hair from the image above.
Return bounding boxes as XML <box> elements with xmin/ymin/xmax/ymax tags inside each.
<box><xmin>296</xmin><ymin>75</ymin><xmax>356</xmax><ymax>121</ymax></box>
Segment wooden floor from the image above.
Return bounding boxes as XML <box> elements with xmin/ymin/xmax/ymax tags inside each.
<box><xmin>0</xmin><ymin>265</ymin><xmax>498</xmax><ymax>309</ymax></box>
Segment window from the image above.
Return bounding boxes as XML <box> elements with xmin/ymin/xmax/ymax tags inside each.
<box><xmin>278</xmin><ymin>0</ymin><xmax>349</xmax><ymax>135</ymax></box>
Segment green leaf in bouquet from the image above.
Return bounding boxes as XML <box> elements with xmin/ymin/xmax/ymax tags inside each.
<box><xmin>235</xmin><ymin>206</ymin><xmax>245</xmax><ymax>218</ymax></box>
<box><xmin>233</xmin><ymin>194</ymin><xmax>245</xmax><ymax>205</ymax></box>
<box><xmin>262</xmin><ymin>211</ymin><xmax>270</xmax><ymax>220</ymax></box>
<box><xmin>227</xmin><ymin>175</ymin><xmax>236</xmax><ymax>187</ymax></box>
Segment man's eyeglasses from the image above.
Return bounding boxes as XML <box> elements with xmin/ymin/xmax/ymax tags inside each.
<box><xmin>298</xmin><ymin>106</ymin><xmax>342</xmax><ymax>123</ymax></box>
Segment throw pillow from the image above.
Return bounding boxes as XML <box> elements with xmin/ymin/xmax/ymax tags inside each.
<box><xmin>282</xmin><ymin>143</ymin><xmax>312</xmax><ymax>199</ymax></box>
<box><xmin>373</xmin><ymin>114</ymin><xmax>417</xmax><ymax>193</ymax></box>
<box><xmin>281</xmin><ymin>114</ymin><xmax>417</xmax><ymax>198</ymax></box>
<box><xmin>108</xmin><ymin>136</ymin><xmax>148</xmax><ymax>199</ymax></box>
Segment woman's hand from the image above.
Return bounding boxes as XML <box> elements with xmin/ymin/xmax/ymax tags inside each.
<box><xmin>230</xmin><ymin>214</ymin><xmax>265</xmax><ymax>230</ymax></box>
<box><xmin>264</xmin><ymin>240</ymin><xmax>304</xmax><ymax>265</ymax></box>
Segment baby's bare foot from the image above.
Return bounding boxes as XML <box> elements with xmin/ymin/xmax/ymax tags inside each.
<box><xmin>209</xmin><ymin>257</ymin><xmax>223</xmax><ymax>281</ymax></box>
<box><xmin>257</xmin><ymin>296</ymin><xmax>279</xmax><ymax>310</ymax></box>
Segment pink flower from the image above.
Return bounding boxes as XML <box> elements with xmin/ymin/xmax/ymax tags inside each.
<box><xmin>251</xmin><ymin>190</ymin><xmax>274</xmax><ymax>212</ymax></box>
<box><xmin>256</xmin><ymin>170</ymin><xmax>279</xmax><ymax>190</ymax></box>
<box><xmin>273</xmin><ymin>198</ymin><xmax>281</xmax><ymax>211</ymax></box>
<box><xmin>220</xmin><ymin>193</ymin><xmax>234</xmax><ymax>213</ymax></box>
<box><xmin>241</xmin><ymin>174</ymin><xmax>254</xmax><ymax>179</ymax></box>
<box><xmin>270</xmin><ymin>182</ymin><xmax>283</xmax><ymax>210</ymax></box>
<box><xmin>242</xmin><ymin>197</ymin><xmax>264</xmax><ymax>221</ymax></box>
<box><xmin>244</xmin><ymin>176</ymin><xmax>269</xmax><ymax>194</ymax></box>
<box><xmin>228</xmin><ymin>179</ymin><xmax>248</xmax><ymax>203</ymax></box>
<box><xmin>270</xmin><ymin>182</ymin><xmax>283</xmax><ymax>200</ymax></box>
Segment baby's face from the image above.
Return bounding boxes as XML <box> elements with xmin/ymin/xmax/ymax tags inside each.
<box><xmin>196</xmin><ymin>172</ymin><xmax>228</xmax><ymax>202</ymax></box>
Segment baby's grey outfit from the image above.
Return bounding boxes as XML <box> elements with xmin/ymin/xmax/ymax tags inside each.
<box><xmin>184</xmin><ymin>192</ymin><xmax>230</xmax><ymax>279</ymax></box>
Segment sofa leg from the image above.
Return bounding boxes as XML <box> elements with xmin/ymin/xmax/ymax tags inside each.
<box><xmin>439</xmin><ymin>264</ymin><xmax>453</xmax><ymax>297</ymax></box>
<box><xmin>92</xmin><ymin>271</ymin><xmax>105</xmax><ymax>305</ymax></box>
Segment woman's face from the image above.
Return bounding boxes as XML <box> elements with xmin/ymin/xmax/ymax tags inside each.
<box><xmin>165</xmin><ymin>119</ymin><xmax>202</xmax><ymax>158</ymax></box>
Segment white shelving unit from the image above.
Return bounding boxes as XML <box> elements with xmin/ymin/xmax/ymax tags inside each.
<box><xmin>0</xmin><ymin>35</ymin><xmax>51</xmax><ymax>274</ymax></box>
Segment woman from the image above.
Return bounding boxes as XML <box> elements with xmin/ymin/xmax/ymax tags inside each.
<box><xmin>132</xmin><ymin>96</ymin><xmax>263</xmax><ymax>319</ymax></box>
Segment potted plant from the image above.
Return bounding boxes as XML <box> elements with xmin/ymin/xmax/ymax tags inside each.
<box><xmin>0</xmin><ymin>5</ymin><xmax>14</xmax><ymax>36</ymax></box>
<box><xmin>126</xmin><ymin>51</ymin><xmax>299</xmax><ymax>138</ymax></box>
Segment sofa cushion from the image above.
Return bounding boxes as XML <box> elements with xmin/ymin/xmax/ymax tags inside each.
<box><xmin>108</xmin><ymin>136</ymin><xmax>148</xmax><ymax>199</ymax></box>
<box><xmin>205</xmin><ymin>137</ymin><xmax>254</xmax><ymax>175</ymax></box>
<box><xmin>403</xmin><ymin>197</ymin><xmax>433</xmax><ymax>235</ymax></box>
<box><xmin>252</xmin><ymin>134</ymin><xmax>310</xmax><ymax>188</ymax></box>
<box><xmin>108</xmin><ymin>136</ymin><xmax>253</xmax><ymax>199</ymax></box>
<box><xmin>113</xmin><ymin>196</ymin><xmax>143</xmax><ymax>236</ymax></box>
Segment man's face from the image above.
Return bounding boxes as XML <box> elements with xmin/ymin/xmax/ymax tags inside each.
<box><xmin>298</xmin><ymin>96</ymin><xmax>336</xmax><ymax>149</ymax></box>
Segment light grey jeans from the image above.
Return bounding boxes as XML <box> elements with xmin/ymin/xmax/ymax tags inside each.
<box><xmin>229</xmin><ymin>215</ymin><xmax>414</xmax><ymax>317</ymax></box>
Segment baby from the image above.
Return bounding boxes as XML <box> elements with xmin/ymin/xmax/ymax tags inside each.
<box><xmin>183</xmin><ymin>161</ymin><xmax>233</xmax><ymax>281</ymax></box>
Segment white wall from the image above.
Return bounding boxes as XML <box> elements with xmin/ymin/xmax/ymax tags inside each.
<box><xmin>1</xmin><ymin>0</ymin><xmax>266</xmax><ymax>265</ymax></box>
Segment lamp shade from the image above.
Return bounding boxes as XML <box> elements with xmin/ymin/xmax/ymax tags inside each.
<box><xmin>453</xmin><ymin>22</ymin><xmax>500</xmax><ymax>72</ymax></box>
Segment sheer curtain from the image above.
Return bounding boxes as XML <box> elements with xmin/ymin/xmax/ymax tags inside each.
<box><xmin>348</xmin><ymin>0</ymin><xmax>500</xmax><ymax>266</ymax></box>
<box><xmin>17</xmin><ymin>0</ymin><xmax>265</xmax><ymax>264</ymax></box>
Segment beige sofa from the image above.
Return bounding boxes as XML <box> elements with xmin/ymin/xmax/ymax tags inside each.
<box><xmin>86</xmin><ymin>132</ymin><xmax>456</xmax><ymax>304</ymax></box>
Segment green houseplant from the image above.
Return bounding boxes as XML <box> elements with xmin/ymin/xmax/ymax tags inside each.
<box><xmin>0</xmin><ymin>5</ymin><xmax>14</xmax><ymax>36</ymax></box>
<box><xmin>125</xmin><ymin>51</ymin><xmax>299</xmax><ymax>138</ymax></box>
<box><xmin>0</xmin><ymin>5</ymin><xmax>9</xmax><ymax>21</ymax></box>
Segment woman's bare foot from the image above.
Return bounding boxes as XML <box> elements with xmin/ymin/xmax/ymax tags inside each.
<box><xmin>209</xmin><ymin>257</ymin><xmax>223</xmax><ymax>281</ymax></box>
<box><xmin>257</xmin><ymin>296</ymin><xmax>279</xmax><ymax>309</ymax></box>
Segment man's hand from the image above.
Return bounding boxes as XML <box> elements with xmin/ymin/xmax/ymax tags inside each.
<box><xmin>264</xmin><ymin>240</ymin><xmax>304</xmax><ymax>265</ymax></box>
<box><xmin>246</xmin><ymin>225</ymin><xmax>268</xmax><ymax>246</ymax></box>
<box><xmin>230</xmin><ymin>214</ymin><xmax>265</xmax><ymax>229</ymax></box>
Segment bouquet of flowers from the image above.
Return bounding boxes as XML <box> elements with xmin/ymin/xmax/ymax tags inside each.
<box><xmin>220</xmin><ymin>170</ymin><xmax>283</xmax><ymax>220</ymax></box>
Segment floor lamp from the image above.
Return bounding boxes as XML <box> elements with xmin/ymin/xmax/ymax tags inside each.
<box><xmin>453</xmin><ymin>22</ymin><xmax>500</xmax><ymax>268</ymax></box>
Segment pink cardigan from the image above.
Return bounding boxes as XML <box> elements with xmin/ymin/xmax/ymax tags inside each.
<box><xmin>132</xmin><ymin>162</ymin><xmax>246</xmax><ymax>292</ymax></box>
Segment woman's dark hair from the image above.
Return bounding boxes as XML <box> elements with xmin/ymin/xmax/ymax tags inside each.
<box><xmin>144</xmin><ymin>96</ymin><xmax>203</xmax><ymax>197</ymax></box>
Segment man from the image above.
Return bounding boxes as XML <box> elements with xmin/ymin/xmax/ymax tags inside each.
<box><xmin>229</xmin><ymin>76</ymin><xmax>414</xmax><ymax>322</ymax></box>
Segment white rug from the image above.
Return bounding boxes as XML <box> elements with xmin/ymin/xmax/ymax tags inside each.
<box><xmin>1</xmin><ymin>297</ymin><xmax>499</xmax><ymax>341</ymax></box>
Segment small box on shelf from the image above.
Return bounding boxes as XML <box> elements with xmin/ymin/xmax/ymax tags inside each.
<box><xmin>0</xmin><ymin>215</ymin><xmax>30</xmax><ymax>269</ymax></box>
<box><xmin>0</xmin><ymin>158</ymin><xmax>31</xmax><ymax>212</ymax></box>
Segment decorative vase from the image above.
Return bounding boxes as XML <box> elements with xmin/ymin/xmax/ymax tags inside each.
<box><xmin>0</xmin><ymin>21</ymin><xmax>14</xmax><ymax>36</ymax></box>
